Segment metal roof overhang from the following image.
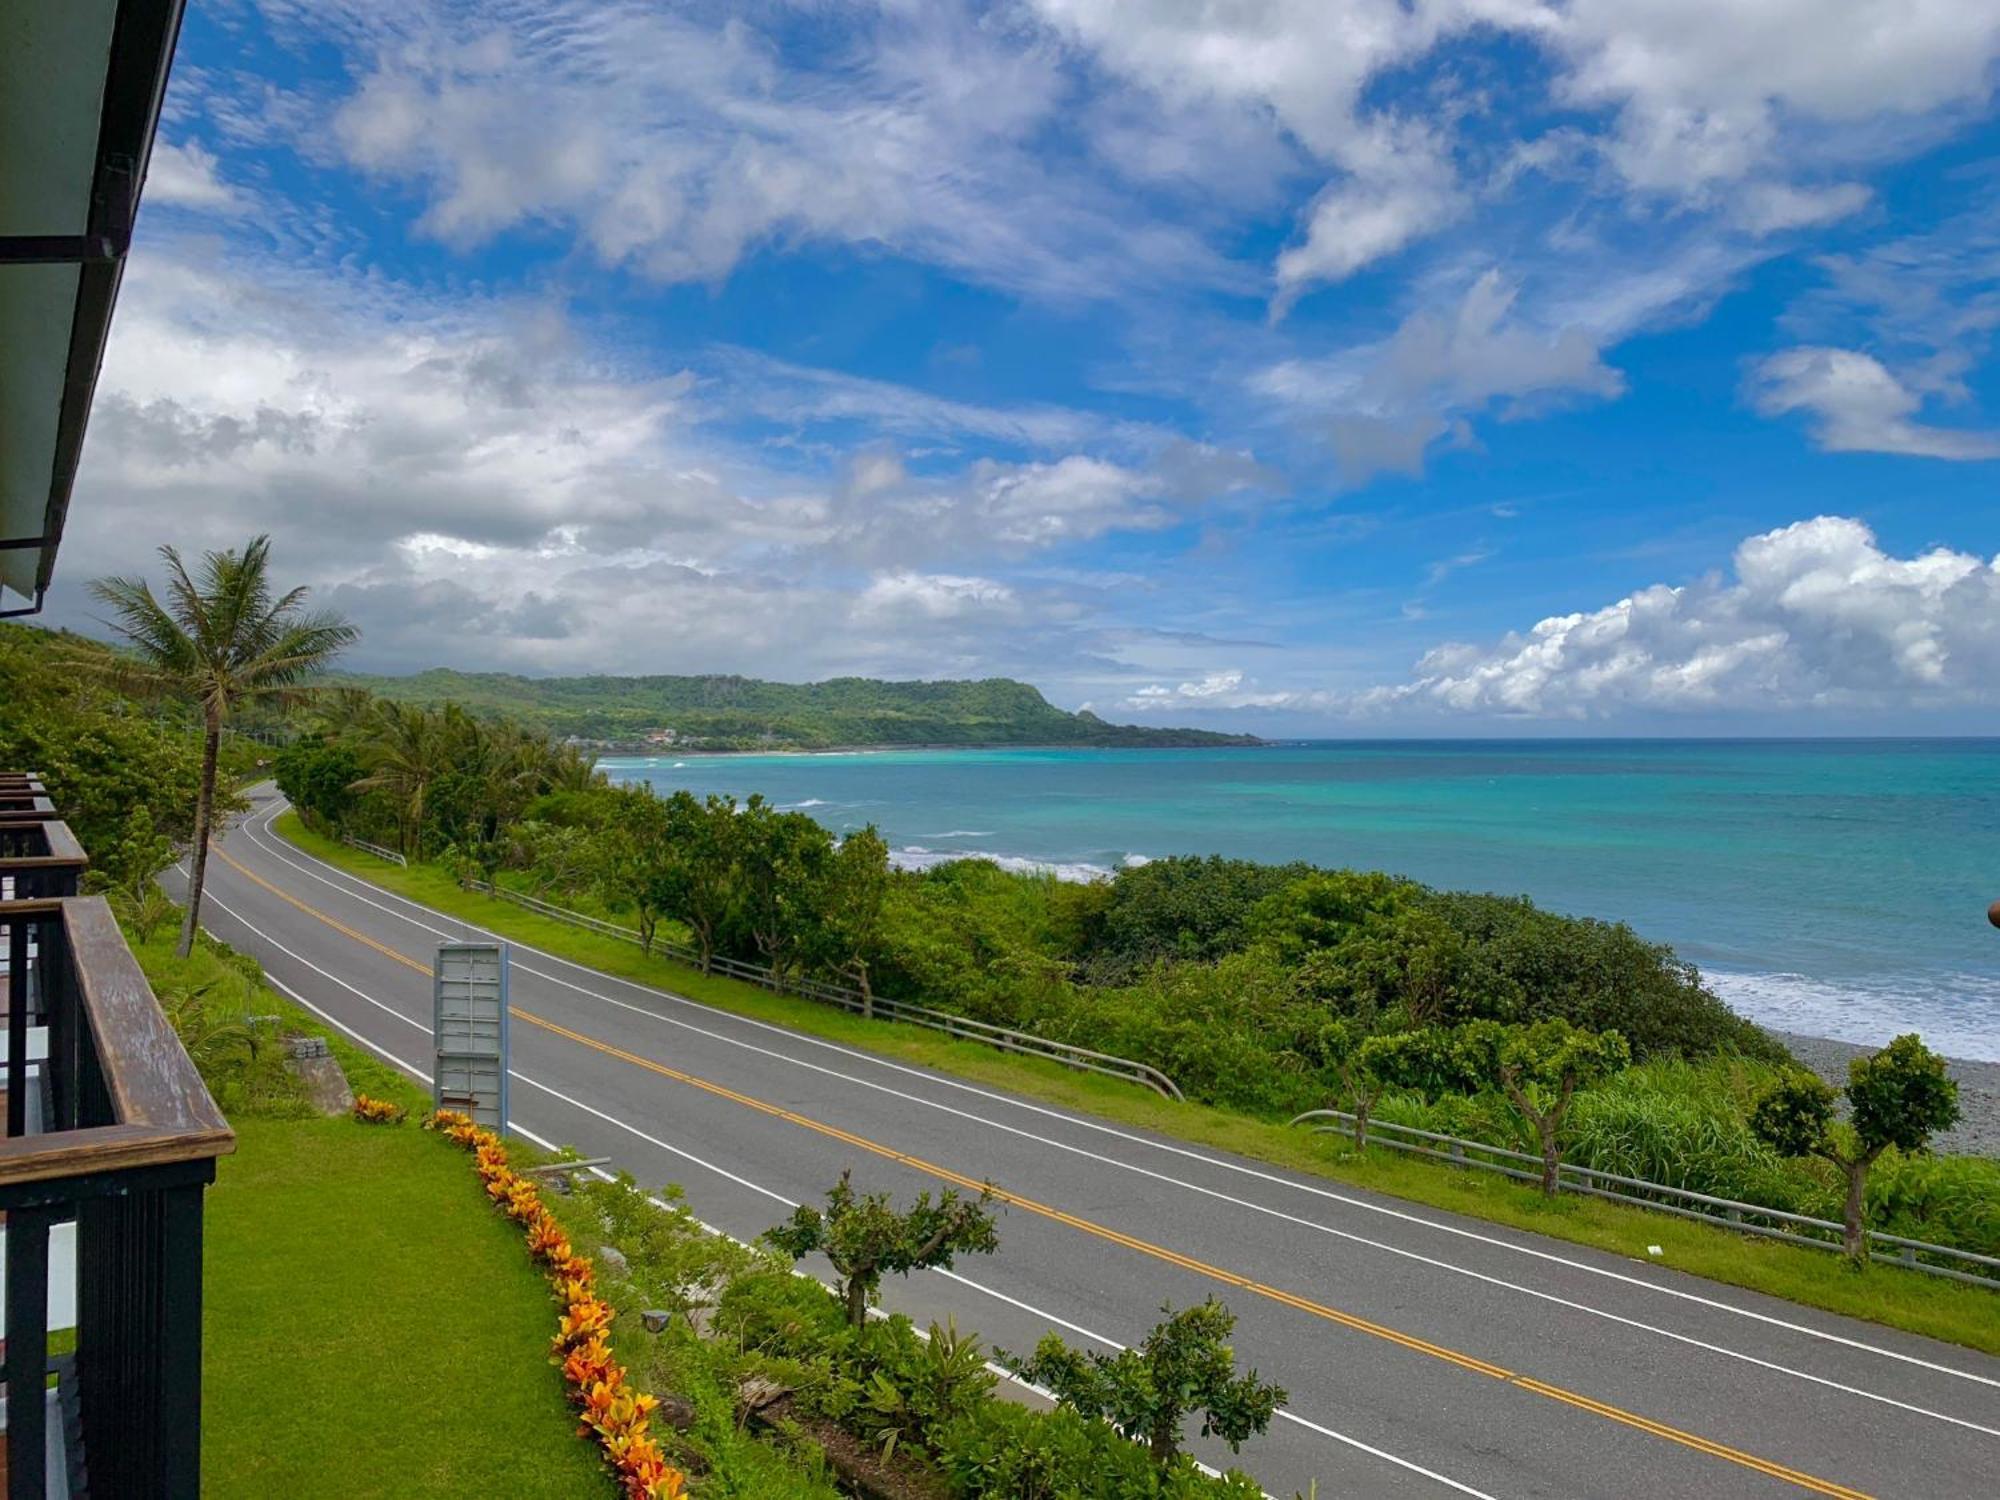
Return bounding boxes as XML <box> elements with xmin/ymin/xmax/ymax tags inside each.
<box><xmin>0</xmin><ymin>0</ymin><xmax>188</xmax><ymax>616</ymax></box>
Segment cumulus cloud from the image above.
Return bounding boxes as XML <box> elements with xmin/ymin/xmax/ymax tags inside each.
<box><xmin>1114</xmin><ymin>516</ymin><xmax>2000</xmax><ymax>721</ymax></box>
<box><xmin>1366</xmin><ymin>516</ymin><xmax>2000</xmax><ymax>715</ymax></box>
<box><xmin>1748</xmin><ymin>347</ymin><xmax>2000</xmax><ymax>459</ymax></box>
<box><xmin>1542</xmin><ymin>0</ymin><xmax>2000</xmax><ymax>198</ymax></box>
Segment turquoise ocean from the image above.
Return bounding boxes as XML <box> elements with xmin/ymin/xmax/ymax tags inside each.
<box><xmin>601</xmin><ymin>741</ymin><xmax>2000</xmax><ymax>1059</ymax></box>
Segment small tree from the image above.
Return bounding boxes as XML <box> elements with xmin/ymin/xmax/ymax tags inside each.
<box><xmin>816</xmin><ymin>826</ymin><xmax>892</xmax><ymax>1014</ymax></box>
<box><xmin>738</xmin><ymin>799</ymin><xmax>835</xmax><ymax>984</ymax></box>
<box><xmin>764</xmin><ymin>1169</ymin><xmax>999</xmax><ymax>1329</ymax></box>
<box><xmin>1301</xmin><ymin>1020</ymin><xmax>1398</xmax><ymax>1150</ymax></box>
<box><xmin>1012</xmin><ymin>1299</ymin><xmax>1286</xmax><ymax>1468</ymax></box>
<box><xmin>1750</xmin><ymin>1033</ymin><xmax>1959</xmax><ymax>1262</ymax></box>
<box><xmin>665</xmin><ymin>790</ymin><xmax>742</xmax><ymax>972</ymax></box>
<box><xmin>1466</xmin><ymin>1019</ymin><xmax>1630</xmax><ymax>1197</ymax></box>
<box><xmin>592</xmin><ymin>787</ymin><xmax>679</xmax><ymax>955</ymax></box>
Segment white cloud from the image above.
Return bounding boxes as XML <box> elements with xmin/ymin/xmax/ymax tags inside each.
<box><xmin>1733</xmin><ymin>181</ymin><xmax>1872</xmax><ymax>236</ymax></box>
<box><xmin>857</xmin><ymin>572</ymin><xmax>1019</xmax><ymax>622</ymax></box>
<box><xmin>1748</xmin><ymin>347</ymin><xmax>2000</xmax><ymax>459</ymax></box>
<box><xmin>1544</xmin><ymin>0</ymin><xmax>2000</xmax><ymax>197</ymax></box>
<box><xmin>45</xmin><ymin>234</ymin><xmax>1232</xmax><ymax>690</ymax></box>
<box><xmin>1257</xmin><ymin>271</ymin><xmax>1624</xmax><ymax>480</ymax></box>
<box><xmin>1364</xmin><ymin>516</ymin><xmax>2000</xmax><ymax>715</ymax></box>
<box><xmin>144</xmin><ymin>140</ymin><xmax>246</xmax><ymax>213</ymax></box>
<box><xmin>1273</xmin><ymin>129</ymin><xmax>1460</xmax><ymax>305</ymax></box>
<box><xmin>308</xmin><ymin>0</ymin><xmax>1240</xmax><ymax>303</ymax></box>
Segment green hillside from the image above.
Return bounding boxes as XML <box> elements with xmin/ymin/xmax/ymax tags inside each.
<box><xmin>334</xmin><ymin>669</ymin><xmax>1261</xmax><ymax>750</ymax></box>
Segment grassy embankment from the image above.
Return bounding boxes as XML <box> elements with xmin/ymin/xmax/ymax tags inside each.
<box><xmin>129</xmin><ymin>930</ymin><xmax>612</xmax><ymax>1497</ymax></box>
<box><xmin>276</xmin><ymin>812</ymin><xmax>2000</xmax><ymax>1356</ymax></box>
<box><xmin>138</xmin><ymin>925</ymin><xmax>848</xmax><ymax>1496</ymax></box>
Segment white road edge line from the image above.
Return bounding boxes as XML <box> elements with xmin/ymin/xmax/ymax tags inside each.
<box><xmin>197</xmin><ymin>863</ymin><xmax>1486</xmax><ymax>1497</ymax></box>
<box><xmin>236</xmin><ymin>802</ymin><xmax>2000</xmax><ymax>1420</ymax></box>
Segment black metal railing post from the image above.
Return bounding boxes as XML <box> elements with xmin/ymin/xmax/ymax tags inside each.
<box><xmin>159</xmin><ymin>1179</ymin><xmax>207</xmax><ymax>1493</ymax></box>
<box><xmin>73</xmin><ymin>1168</ymin><xmax>215</xmax><ymax>1498</ymax></box>
<box><xmin>5</xmin><ymin>906</ymin><xmax>27</xmax><ymax>1139</ymax></box>
<box><xmin>5</xmin><ymin>1203</ymin><xmax>52</xmax><ymax>1500</ymax></box>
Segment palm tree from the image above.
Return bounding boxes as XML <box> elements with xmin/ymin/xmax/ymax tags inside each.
<box><xmin>350</xmin><ymin>700</ymin><xmax>454</xmax><ymax>857</ymax></box>
<box><xmin>90</xmin><ymin>536</ymin><xmax>355</xmax><ymax>955</ymax></box>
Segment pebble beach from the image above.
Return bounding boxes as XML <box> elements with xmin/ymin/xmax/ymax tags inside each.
<box><xmin>1772</xmin><ymin>1031</ymin><xmax>2000</xmax><ymax>1158</ymax></box>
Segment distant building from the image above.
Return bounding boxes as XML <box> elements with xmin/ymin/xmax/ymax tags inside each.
<box><xmin>644</xmin><ymin>727</ymin><xmax>679</xmax><ymax>745</ymax></box>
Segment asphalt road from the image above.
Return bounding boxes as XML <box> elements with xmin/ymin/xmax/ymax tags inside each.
<box><xmin>183</xmin><ymin>789</ymin><xmax>2000</xmax><ymax>1499</ymax></box>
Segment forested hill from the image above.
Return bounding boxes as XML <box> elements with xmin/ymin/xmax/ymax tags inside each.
<box><xmin>335</xmin><ymin>669</ymin><xmax>1263</xmax><ymax>750</ymax></box>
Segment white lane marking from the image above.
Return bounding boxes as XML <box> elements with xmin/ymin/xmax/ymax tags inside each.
<box><xmin>204</xmin><ymin>884</ymin><xmax>1474</xmax><ymax>1500</ymax></box>
<box><xmin>233</xmin><ymin>809</ymin><xmax>2000</xmax><ymax>1429</ymax></box>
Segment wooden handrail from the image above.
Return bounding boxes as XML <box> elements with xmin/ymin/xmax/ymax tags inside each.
<box><xmin>0</xmin><ymin>1121</ymin><xmax>236</xmax><ymax>1186</ymax></box>
<box><xmin>0</xmin><ymin>817</ymin><xmax>89</xmax><ymax>869</ymax></box>
<box><xmin>0</xmin><ymin>896</ymin><xmax>233</xmax><ymax>1187</ymax></box>
<box><xmin>67</xmin><ymin>897</ymin><xmax>231</xmax><ymax>1137</ymax></box>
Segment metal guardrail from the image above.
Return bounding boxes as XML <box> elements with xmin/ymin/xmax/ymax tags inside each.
<box><xmin>1289</xmin><ymin>1108</ymin><xmax>2000</xmax><ymax>1288</ymax></box>
<box><xmin>341</xmin><ymin>834</ymin><xmax>407</xmax><ymax>867</ymax></box>
<box><xmin>461</xmin><ymin>879</ymin><xmax>1184</xmax><ymax>1100</ymax></box>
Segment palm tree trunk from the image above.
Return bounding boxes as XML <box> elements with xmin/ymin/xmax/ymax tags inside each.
<box><xmin>177</xmin><ymin>709</ymin><xmax>223</xmax><ymax>957</ymax></box>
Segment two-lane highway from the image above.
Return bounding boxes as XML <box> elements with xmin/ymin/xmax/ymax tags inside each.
<box><xmin>185</xmin><ymin>789</ymin><xmax>2000</xmax><ymax>1498</ymax></box>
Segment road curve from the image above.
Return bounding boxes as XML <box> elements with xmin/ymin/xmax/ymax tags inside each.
<box><xmin>184</xmin><ymin>788</ymin><xmax>2000</xmax><ymax>1499</ymax></box>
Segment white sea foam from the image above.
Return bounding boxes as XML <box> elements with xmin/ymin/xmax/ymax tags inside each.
<box><xmin>784</xmin><ymin>798</ymin><xmax>833</xmax><ymax>809</ymax></box>
<box><xmin>892</xmin><ymin>846</ymin><xmax>1117</xmax><ymax>883</ymax></box>
<box><xmin>1704</xmin><ymin>967</ymin><xmax>2000</xmax><ymax>1062</ymax></box>
<box><xmin>919</xmin><ymin>830</ymin><xmax>997</xmax><ymax>839</ymax></box>
<box><xmin>1122</xmin><ymin>853</ymin><xmax>1153</xmax><ymax>868</ymax></box>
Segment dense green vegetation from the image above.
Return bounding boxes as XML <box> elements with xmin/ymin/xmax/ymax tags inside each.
<box><xmin>554</xmin><ymin>1167</ymin><xmax>1270</xmax><ymax>1497</ymax></box>
<box><xmin>278</xmin><ymin>688</ymin><xmax>1996</xmax><ymax>1269</ymax></box>
<box><xmin>285</xmin><ymin>814</ymin><xmax>2000</xmax><ymax>1353</ymax></box>
<box><xmin>0</xmin><ymin>622</ymin><xmax>217</xmax><ymax>887</ymax></box>
<box><xmin>335</xmin><ymin>667</ymin><xmax>1261</xmax><ymax>749</ymax></box>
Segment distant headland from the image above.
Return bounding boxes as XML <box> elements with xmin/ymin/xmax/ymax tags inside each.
<box><xmin>333</xmin><ymin>668</ymin><xmax>1263</xmax><ymax>752</ymax></box>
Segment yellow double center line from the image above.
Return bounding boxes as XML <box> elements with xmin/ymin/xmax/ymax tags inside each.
<box><xmin>213</xmin><ymin>842</ymin><xmax>1873</xmax><ymax>1499</ymax></box>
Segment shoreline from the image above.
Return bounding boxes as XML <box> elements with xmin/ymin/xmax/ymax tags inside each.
<box><xmin>1771</xmin><ymin>1030</ymin><xmax>1999</xmax><ymax>1157</ymax></box>
<box><xmin>593</xmin><ymin>739</ymin><xmax>1269</xmax><ymax>756</ymax></box>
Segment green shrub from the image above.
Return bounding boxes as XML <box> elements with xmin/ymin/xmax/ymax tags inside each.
<box><xmin>130</xmin><ymin>934</ymin><xmax>311</xmax><ymax>1118</ymax></box>
<box><xmin>933</xmin><ymin>1401</ymin><xmax>1264</xmax><ymax>1499</ymax></box>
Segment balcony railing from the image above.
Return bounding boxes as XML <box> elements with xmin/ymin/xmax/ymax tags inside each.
<box><xmin>1</xmin><ymin>776</ymin><xmax>234</xmax><ymax>1498</ymax></box>
<box><xmin>0</xmin><ymin>773</ymin><xmax>56</xmax><ymax>826</ymax></box>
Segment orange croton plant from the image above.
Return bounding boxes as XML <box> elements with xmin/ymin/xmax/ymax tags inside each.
<box><xmin>427</xmin><ymin>1110</ymin><xmax>687</xmax><ymax>1500</ymax></box>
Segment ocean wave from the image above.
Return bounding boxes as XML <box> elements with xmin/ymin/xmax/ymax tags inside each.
<box><xmin>918</xmin><ymin>829</ymin><xmax>997</xmax><ymax>839</ymax></box>
<box><xmin>783</xmin><ymin>798</ymin><xmax>833</xmax><ymax>809</ymax></box>
<box><xmin>893</xmin><ymin>845</ymin><xmax>1117</xmax><ymax>883</ymax></box>
<box><xmin>1704</xmin><ymin>967</ymin><xmax>2000</xmax><ymax>1062</ymax></box>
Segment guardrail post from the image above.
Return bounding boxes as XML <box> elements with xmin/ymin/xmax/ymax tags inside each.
<box><xmin>1449</xmin><ymin>1141</ymin><xmax>1465</xmax><ymax>1168</ymax></box>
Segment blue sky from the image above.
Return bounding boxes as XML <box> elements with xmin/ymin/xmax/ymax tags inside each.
<box><xmin>46</xmin><ymin>0</ymin><xmax>2000</xmax><ymax>732</ymax></box>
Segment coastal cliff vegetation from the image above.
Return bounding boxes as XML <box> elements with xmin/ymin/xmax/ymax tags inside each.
<box><xmin>276</xmin><ymin>691</ymin><xmax>1997</xmax><ymax>1265</ymax></box>
<box><xmin>332</xmin><ymin>667</ymin><xmax>1261</xmax><ymax>750</ymax></box>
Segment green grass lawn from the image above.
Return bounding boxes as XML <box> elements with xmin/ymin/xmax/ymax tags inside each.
<box><xmin>203</xmin><ymin>1111</ymin><xmax>613</xmax><ymax>1498</ymax></box>
<box><xmin>277</xmin><ymin>813</ymin><xmax>2000</xmax><ymax>1356</ymax></box>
